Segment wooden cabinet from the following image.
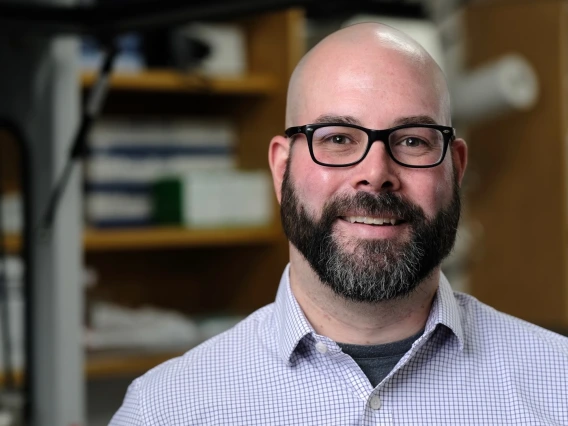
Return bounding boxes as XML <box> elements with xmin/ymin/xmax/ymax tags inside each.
<box><xmin>465</xmin><ymin>0</ymin><xmax>568</xmax><ymax>330</ymax></box>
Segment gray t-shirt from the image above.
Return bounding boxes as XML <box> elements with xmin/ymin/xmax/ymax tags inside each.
<box><xmin>337</xmin><ymin>328</ymin><xmax>424</xmax><ymax>387</ymax></box>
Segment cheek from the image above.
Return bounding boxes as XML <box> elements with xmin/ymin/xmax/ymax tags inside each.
<box><xmin>289</xmin><ymin>148</ymin><xmax>341</xmax><ymax>214</ymax></box>
<box><xmin>404</xmin><ymin>165</ymin><xmax>454</xmax><ymax>219</ymax></box>
<box><xmin>433</xmin><ymin>166</ymin><xmax>456</xmax><ymax>213</ymax></box>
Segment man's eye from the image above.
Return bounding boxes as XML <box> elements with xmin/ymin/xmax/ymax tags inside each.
<box><xmin>400</xmin><ymin>137</ymin><xmax>427</xmax><ymax>147</ymax></box>
<box><xmin>328</xmin><ymin>135</ymin><xmax>349</xmax><ymax>144</ymax></box>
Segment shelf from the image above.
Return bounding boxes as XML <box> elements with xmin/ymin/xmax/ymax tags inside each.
<box><xmin>0</xmin><ymin>349</ymin><xmax>187</xmax><ymax>385</ymax></box>
<box><xmin>81</xmin><ymin>70</ymin><xmax>279</xmax><ymax>95</ymax></box>
<box><xmin>3</xmin><ymin>233</ymin><xmax>19</xmax><ymax>254</ymax></box>
<box><xmin>86</xmin><ymin>349</ymin><xmax>186</xmax><ymax>380</ymax></box>
<box><xmin>84</xmin><ymin>226</ymin><xmax>280</xmax><ymax>251</ymax></box>
<box><xmin>3</xmin><ymin>225</ymin><xmax>280</xmax><ymax>253</ymax></box>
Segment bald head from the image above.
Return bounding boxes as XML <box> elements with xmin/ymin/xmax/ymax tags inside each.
<box><xmin>285</xmin><ymin>23</ymin><xmax>451</xmax><ymax>128</ymax></box>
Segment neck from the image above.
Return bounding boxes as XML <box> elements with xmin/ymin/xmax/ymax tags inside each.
<box><xmin>288</xmin><ymin>249</ymin><xmax>439</xmax><ymax>345</ymax></box>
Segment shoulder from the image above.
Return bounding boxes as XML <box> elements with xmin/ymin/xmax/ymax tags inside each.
<box><xmin>119</xmin><ymin>303</ymin><xmax>278</xmax><ymax>424</ymax></box>
<box><xmin>144</xmin><ymin>301</ymin><xmax>276</xmax><ymax>380</ymax></box>
<box><xmin>454</xmin><ymin>291</ymin><xmax>568</xmax><ymax>356</ymax></box>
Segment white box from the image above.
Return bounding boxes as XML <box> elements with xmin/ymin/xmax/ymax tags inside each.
<box><xmin>182</xmin><ymin>170</ymin><xmax>272</xmax><ymax>228</ymax></box>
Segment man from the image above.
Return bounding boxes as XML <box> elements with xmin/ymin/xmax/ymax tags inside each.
<box><xmin>110</xmin><ymin>23</ymin><xmax>568</xmax><ymax>425</ymax></box>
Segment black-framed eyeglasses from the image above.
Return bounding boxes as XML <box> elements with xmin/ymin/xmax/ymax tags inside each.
<box><xmin>284</xmin><ymin>122</ymin><xmax>456</xmax><ymax>168</ymax></box>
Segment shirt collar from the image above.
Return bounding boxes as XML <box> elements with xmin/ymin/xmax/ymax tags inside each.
<box><xmin>274</xmin><ymin>264</ymin><xmax>314</xmax><ymax>365</ymax></box>
<box><xmin>273</xmin><ymin>265</ymin><xmax>465</xmax><ymax>364</ymax></box>
<box><xmin>424</xmin><ymin>272</ymin><xmax>465</xmax><ymax>351</ymax></box>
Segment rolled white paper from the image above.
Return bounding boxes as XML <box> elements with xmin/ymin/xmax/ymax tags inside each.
<box><xmin>451</xmin><ymin>53</ymin><xmax>539</xmax><ymax>124</ymax></box>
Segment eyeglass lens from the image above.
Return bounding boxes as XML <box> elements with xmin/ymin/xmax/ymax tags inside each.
<box><xmin>311</xmin><ymin>126</ymin><xmax>445</xmax><ymax>166</ymax></box>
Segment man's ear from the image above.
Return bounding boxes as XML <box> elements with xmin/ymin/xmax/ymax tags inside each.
<box><xmin>451</xmin><ymin>138</ymin><xmax>468</xmax><ymax>186</ymax></box>
<box><xmin>268</xmin><ymin>135</ymin><xmax>290</xmax><ymax>204</ymax></box>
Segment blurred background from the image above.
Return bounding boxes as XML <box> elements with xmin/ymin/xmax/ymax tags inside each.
<box><xmin>0</xmin><ymin>0</ymin><xmax>565</xmax><ymax>424</ymax></box>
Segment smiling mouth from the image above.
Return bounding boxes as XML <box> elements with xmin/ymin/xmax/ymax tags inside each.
<box><xmin>340</xmin><ymin>216</ymin><xmax>406</xmax><ymax>226</ymax></box>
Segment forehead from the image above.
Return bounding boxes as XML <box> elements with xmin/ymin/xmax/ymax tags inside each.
<box><xmin>294</xmin><ymin>46</ymin><xmax>447</xmax><ymax>128</ymax></box>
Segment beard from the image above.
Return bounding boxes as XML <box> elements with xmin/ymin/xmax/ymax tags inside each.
<box><xmin>280</xmin><ymin>165</ymin><xmax>461</xmax><ymax>303</ymax></box>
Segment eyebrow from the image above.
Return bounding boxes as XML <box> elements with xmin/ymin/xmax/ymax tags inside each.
<box><xmin>312</xmin><ymin>115</ymin><xmax>363</xmax><ymax>126</ymax></box>
<box><xmin>393</xmin><ymin>115</ymin><xmax>440</xmax><ymax>126</ymax></box>
<box><xmin>311</xmin><ymin>114</ymin><xmax>440</xmax><ymax>128</ymax></box>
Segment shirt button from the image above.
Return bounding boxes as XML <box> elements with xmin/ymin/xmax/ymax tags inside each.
<box><xmin>315</xmin><ymin>342</ymin><xmax>328</xmax><ymax>354</ymax></box>
<box><xmin>369</xmin><ymin>395</ymin><xmax>381</xmax><ymax>410</ymax></box>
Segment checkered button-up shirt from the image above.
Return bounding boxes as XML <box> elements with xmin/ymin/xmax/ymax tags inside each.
<box><xmin>110</xmin><ymin>265</ymin><xmax>568</xmax><ymax>425</ymax></box>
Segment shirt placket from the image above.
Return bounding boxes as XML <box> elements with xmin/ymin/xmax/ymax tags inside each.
<box><xmin>310</xmin><ymin>335</ymin><xmax>395</xmax><ymax>426</ymax></box>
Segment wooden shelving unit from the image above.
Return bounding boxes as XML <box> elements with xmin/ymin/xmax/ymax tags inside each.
<box><xmin>0</xmin><ymin>9</ymin><xmax>305</xmax><ymax>389</ymax></box>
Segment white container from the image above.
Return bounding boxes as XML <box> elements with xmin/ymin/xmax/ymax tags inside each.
<box><xmin>182</xmin><ymin>170</ymin><xmax>273</xmax><ymax>228</ymax></box>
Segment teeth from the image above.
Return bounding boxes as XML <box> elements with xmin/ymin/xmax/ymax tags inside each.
<box><xmin>345</xmin><ymin>216</ymin><xmax>398</xmax><ymax>225</ymax></box>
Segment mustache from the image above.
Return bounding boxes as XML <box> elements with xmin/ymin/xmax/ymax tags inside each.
<box><xmin>321</xmin><ymin>191</ymin><xmax>426</xmax><ymax>224</ymax></box>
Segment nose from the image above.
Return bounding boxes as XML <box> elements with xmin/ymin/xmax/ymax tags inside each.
<box><xmin>349</xmin><ymin>140</ymin><xmax>401</xmax><ymax>193</ymax></box>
